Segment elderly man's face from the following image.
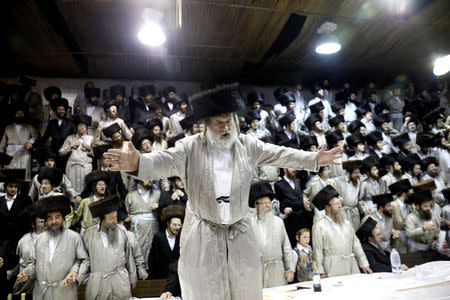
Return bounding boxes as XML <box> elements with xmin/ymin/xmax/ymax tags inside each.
<box><xmin>371</xmin><ymin>227</ymin><xmax>383</xmax><ymax>244</ymax></box>
<box><xmin>209</xmin><ymin>113</ymin><xmax>234</xmax><ymax>139</ymax></box>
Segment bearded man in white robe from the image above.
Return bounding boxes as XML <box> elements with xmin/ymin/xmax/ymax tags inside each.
<box><xmin>17</xmin><ymin>195</ymin><xmax>89</xmax><ymax>300</ymax></box>
<box><xmin>104</xmin><ymin>83</ymin><xmax>342</xmax><ymax>300</ymax></box>
<box><xmin>82</xmin><ymin>195</ymin><xmax>137</xmax><ymax>299</ymax></box>
<box><xmin>248</xmin><ymin>181</ymin><xmax>294</xmax><ymax>288</ymax></box>
<box><xmin>312</xmin><ymin>185</ymin><xmax>372</xmax><ymax>278</ymax></box>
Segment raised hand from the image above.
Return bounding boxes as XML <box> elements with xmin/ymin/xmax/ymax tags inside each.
<box><xmin>316</xmin><ymin>145</ymin><xmax>343</xmax><ymax>166</ymax></box>
<box><xmin>104</xmin><ymin>142</ymin><xmax>140</xmax><ymax>172</ymax></box>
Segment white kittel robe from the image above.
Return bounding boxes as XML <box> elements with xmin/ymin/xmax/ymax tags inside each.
<box><xmin>125</xmin><ymin>187</ymin><xmax>160</xmax><ymax>269</ymax></box>
<box><xmin>135</xmin><ymin>133</ymin><xmax>318</xmax><ymax>300</ymax></box>
<box><xmin>82</xmin><ymin>224</ymin><xmax>137</xmax><ymax>300</ymax></box>
<box><xmin>24</xmin><ymin>228</ymin><xmax>89</xmax><ymax>300</ymax></box>
<box><xmin>312</xmin><ymin>215</ymin><xmax>369</xmax><ymax>277</ymax></box>
<box><xmin>249</xmin><ymin>214</ymin><xmax>294</xmax><ymax>288</ymax></box>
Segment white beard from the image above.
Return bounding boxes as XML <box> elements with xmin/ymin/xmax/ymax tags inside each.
<box><xmin>206</xmin><ymin>123</ymin><xmax>238</xmax><ymax>150</ymax></box>
<box><xmin>257</xmin><ymin>207</ymin><xmax>274</xmax><ymax>224</ymax></box>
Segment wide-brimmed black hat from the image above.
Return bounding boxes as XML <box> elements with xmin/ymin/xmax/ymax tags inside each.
<box><xmin>249</xmin><ymin>180</ymin><xmax>275</xmax><ymax>207</ymax></box>
<box><xmin>346</xmin><ymin>133</ymin><xmax>365</xmax><ymax>148</ymax></box>
<box><xmin>179</xmin><ymin>115</ymin><xmax>196</xmax><ymax>130</ymax></box>
<box><xmin>412</xmin><ymin>179</ymin><xmax>436</xmax><ymax>193</ymax></box>
<box><xmin>372</xmin><ymin>193</ymin><xmax>394</xmax><ymax>207</ymax></box>
<box><xmin>89</xmin><ymin>195</ymin><xmax>122</xmax><ymax>218</ymax></box>
<box><xmin>379</xmin><ymin>154</ymin><xmax>398</xmax><ymax>169</ymax></box>
<box><xmin>38</xmin><ymin>167</ymin><xmax>63</xmax><ymax>187</ymax></box>
<box><xmin>362</xmin><ymin>156</ymin><xmax>378</xmax><ymax>174</ymax></box>
<box><xmin>402</xmin><ymin>153</ymin><xmax>421</xmax><ymax>171</ymax></box>
<box><xmin>406</xmin><ymin>191</ymin><xmax>432</xmax><ymax>205</ymax></box>
<box><xmin>422</xmin><ymin>156</ymin><xmax>439</xmax><ymax>170</ymax></box>
<box><xmin>374</xmin><ymin>103</ymin><xmax>390</xmax><ymax>115</ymax></box>
<box><xmin>305</xmin><ymin>114</ymin><xmax>322</xmax><ymax>130</ymax></box>
<box><xmin>189</xmin><ymin>83</ymin><xmax>242</xmax><ymax>122</ymax></box>
<box><xmin>329</xmin><ymin>115</ymin><xmax>345</xmax><ymax>128</ymax></box>
<box><xmin>312</xmin><ymin>185</ymin><xmax>339</xmax><ymax>211</ymax></box>
<box><xmin>325</xmin><ymin>131</ymin><xmax>343</xmax><ymax>147</ymax></box>
<box><xmin>331</xmin><ymin>101</ymin><xmax>345</xmax><ymax>114</ymax></box>
<box><xmin>44</xmin><ymin>86</ymin><xmax>61</xmax><ymax>101</ymax></box>
<box><xmin>278</xmin><ymin>113</ymin><xmax>296</xmax><ymax>128</ymax></box>
<box><xmin>277</xmin><ymin>92</ymin><xmax>296</xmax><ymax>106</ymax></box>
<box><xmin>162</xmin><ymin>86</ymin><xmax>177</xmax><ymax>98</ymax></box>
<box><xmin>72</xmin><ymin>114</ymin><xmax>92</xmax><ymax>127</ymax></box>
<box><xmin>36</xmin><ymin>194</ymin><xmax>71</xmax><ymax>219</ymax></box>
<box><xmin>300</xmin><ymin>135</ymin><xmax>318</xmax><ymax>151</ymax></box>
<box><xmin>355</xmin><ymin>104</ymin><xmax>371</xmax><ymax>118</ymax></box>
<box><xmin>110</xmin><ymin>85</ymin><xmax>126</xmax><ymax>99</ymax></box>
<box><xmin>0</xmin><ymin>168</ymin><xmax>25</xmax><ymax>183</ymax></box>
<box><xmin>388</xmin><ymin>179</ymin><xmax>411</xmax><ymax>195</ymax></box>
<box><xmin>103</xmin><ymin>100</ymin><xmax>118</xmax><ymax>112</ymax></box>
<box><xmin>273</xmin><ymin>87</ymin><xmax>289</xmax><ymax>101</ymax></box>
<box><xmin>311</xmin><ymin>81</ymin><xmax>323</xmax><ymax>94</ymax></box>
<box><xmin>146</xmin><ymin>118</ymin><xmax>163</xmax><ymax>131</ymax></box>
<box><xmin>416</xmin><ymin>132</ymin><xmax>436</xmax><ymax>148</ymax></box>
<box><xmin>102</xmin><ymin>123</ymin><xmax>121</xmax><ymax>139</ymax></box>
<box><xmin>391</xmin><ymin>133</ymin><xmax>410</xmax><ymax>148</ymax></box>
<box><xmin>423</xmin><ymin>110</ymin><xmax>444</xmax><ymax>126</ymax></box>
<box><xmin>356</xmin><ymin>216</ymin><xmax>377</xmax><ymax>241</ymax></box>
<box><xmin>84</xmin><ymin>87</ymin><xmax>100</xmax><ymax>98</ymax></box>
<box><xmin>342</xmin><ymin>160</ymin><xmax>363</xmax><ymax>172</ymax></box>
<box><xmin>247</xmin><ymin>92</ymin><xmax>264</xmax><ymax>105</ymax></box>
<box><xmin>93</xmin><ymin>144</ymin><xmax>111</xmax><ymax>160</ymax></box>
<box><xmin>373</xmin><ymin>114</ymin><xmax>390</xmax><ymax>128</ymax></box>
<box><xmin>139</xmin><ymin>85</ymin><xmax>156</xmax><ymax>97</ymax></box>
<box><xmin>245</xmin><ymin>110</ymin><xmax>261</xmax><ymax>124</ymax></box>
<box><xmin>132</xmin><ymin>128</ymin><xmax>154</xmax><ymax>150</ymax></box>
<box><xmin>309</xmin><ymin>101</ymin><xmax>325</xmax><ymax>114</ymax></box>
<box><xmin>365</xmin><ymin>131</ymin><xmax>383</xmax><ymax>146</ymax></box>
<box><xmin>347</xmin><ymin>120</ymin><xmax>365</xmax><ymax>134</ymax></box>
<box><xmin>278</xmin><ymin>138</ymin><xmax>300</xmax><ymax>149</ymax></box>
<box><xmin>51</xmin><ymin>98</ymin><xmax>69</xmax><ymax>112</ymax></box>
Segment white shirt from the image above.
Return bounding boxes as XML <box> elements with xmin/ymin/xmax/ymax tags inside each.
<box><xmin>283</xmin><ymin>176</ymin><xmax>296</xmax><ymax>190</ymax></box>
<box><xmin>138</xmin><ymin>186</ymin><xmax>151</xmax><ymax>203</ymax></box>
<box><xmin>325</xmin><ymin>215</ymin><xmax>343</xmax><ymax>236</ymax></box>
<box><xmin>57</xmin><ymin>118</ymin><xmax>63</xmax><ymax>127</ymax></box>
<box><xmin>256</xmin><ymin>219</ymin><xmax>268</xmax><ymax>247</ymax></box>
<box><xmin>375</xmin><ymin>211</ymin><xmax>386</xmax><ymax>231</ymax></box>
<box><xmin>166</xmin><ymin>229</ymin><xmax>176</xmax><ymax>250</ymax></box>
<box><xmin>396</xmin><ymin>198</ymin><xmax>408</xmax><ymax>219</ymax></box>
<box><xmin>212</xmin><ymin>145</ymin><xmax>234</xmax><ymax>224</ymax></box>
<box><xmin>14</xmin><ymin>124</ymin><xmax>22</xmax><ymax>134</ymax></box>
<box><xmin>48</xmin><ymin>235</ymin><xmax>59</xmax><ymax>261</ymax></box>
<box><xmin>100</xmin><ymin>227</ymin><xmax>109</xmax><ymax>248</ymax></box>
<box><xmin>5</xmin><ymin>193</ymin><xmax>16</xmax><ymax>210</ymax></box>
<box><xmin>86</xmin><ymin>105</ymin><xmax>95</xmax><ymax>116</ymax></box>
<box><xmin>167</xmin><ymin>102</ymin><xmax>174</xmax><ymax>111</ymax></box>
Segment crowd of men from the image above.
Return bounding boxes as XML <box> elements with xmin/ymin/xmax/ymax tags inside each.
<box><xmin>0</xmin><ymin>76</ymin><xmax>450</xmax><ymax>298</ymax></box>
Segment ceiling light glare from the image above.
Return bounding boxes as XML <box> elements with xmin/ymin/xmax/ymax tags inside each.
<box><xmin>433</xmin><ymin>55</ymin><xmax>450</xmax><ymax>76</ymax></box>
<box><xmin>316</xmin><ymin>42</ymin><xmax>341</xmax><ymax>54</ymax></box>
<box><xmin>138</xmin><ymin>22</ymin><xmax>166</xmax><ymax>46</ymax></box>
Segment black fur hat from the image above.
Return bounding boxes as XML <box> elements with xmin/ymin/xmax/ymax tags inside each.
<box><xmin>249</xmin><ymin>181</ymin><xmax>274</xmax><ymax>207</ymax></box>
<box><xmin>36</xmin><ymin>194</ymin><xmax>71</xmax><ymax>219</ymax></box>
<box><xmin>89</xmin><ymin>195</ymin><xmax>122</xmax><ymax>218</ymax></box>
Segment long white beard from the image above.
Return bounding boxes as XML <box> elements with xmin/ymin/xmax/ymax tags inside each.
<box><xmin>257</xmin><ymin>207</ymin><xmax>274</xmax><ymax>224</ymax></box>
<box><xmin>333</xmin><ymin>210</ymin><xmax>346</xmax><ymax>225</ymax></box>
<box><xmin>206</xmin><ymin>123</ymin><xmax>238</xmax><ymax>150</ymax></box>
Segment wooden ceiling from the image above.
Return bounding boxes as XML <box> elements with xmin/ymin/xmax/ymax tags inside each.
<box><xmin>3</xmin><ymin>0</ymin><xmax>450</xmax><ymax>84</ymax></box>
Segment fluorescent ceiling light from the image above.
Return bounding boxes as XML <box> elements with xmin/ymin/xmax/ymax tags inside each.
<box><xmin>138</xmin><ymin>22</ymin><xmax>166</xmax><ymax>46</ymax></box>
<box><xmin>433</xmin><ymin>55</ymin><xmax>450</xmax><ymax>76</ymax></box>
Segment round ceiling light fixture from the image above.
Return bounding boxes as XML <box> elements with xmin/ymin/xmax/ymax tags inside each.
<box><xmin>138</xmin><ymin>8</ymin><xmax>166</xmax><ymax>47</ymax></box>
<box><xmin>315</xmin><ymin>22</ymin><xmax>341</xmax><ymax>55</ymax></box>
<box><xmin>138</xmin><ymin>22</ymin><xmax>166</xmax><ymax>46</ymax></box>
<box><xmin>433</xmin><ymin>55</ymin><xmax>450</xmax><ymax>76</ymax></box>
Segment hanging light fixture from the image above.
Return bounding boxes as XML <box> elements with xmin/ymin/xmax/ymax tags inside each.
<box><xmin>138</xmin><ymin>8</ymin><xmax>166</xmax><ymax>46</ymax></box>
<box><xmin>315</xmin><ymin>22</ymin><xmax>341</xmax><ymax>55</ymax></box>
<box><xmin>433</xmin><ymin>55</ymin><xmax>450</xmax><ymax>76</ymax></box>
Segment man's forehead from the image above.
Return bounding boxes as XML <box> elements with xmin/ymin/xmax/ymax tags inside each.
<box><xmin>211</xmin><ymin>113</ymin><xmax>232</xmax><ymax>121</ymax></box>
